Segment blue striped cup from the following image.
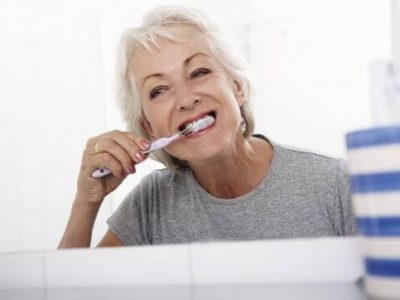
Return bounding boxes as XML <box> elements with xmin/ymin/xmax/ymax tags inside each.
<box><xmin>346</xmin><ymin>126</ymin><xmax>400</xmax><ymax>299</ymax></box>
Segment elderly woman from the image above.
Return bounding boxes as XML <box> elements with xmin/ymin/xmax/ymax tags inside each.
<box><xmin>59</xmin><ymin>6</ymin><xmax>356</xmax><ymax>248</ymax></box>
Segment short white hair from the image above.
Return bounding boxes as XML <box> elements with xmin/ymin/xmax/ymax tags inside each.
<box><xmin>116</xmin><ymin>5</ymin><xmax>255</xmax><ymax>170</ymax></box>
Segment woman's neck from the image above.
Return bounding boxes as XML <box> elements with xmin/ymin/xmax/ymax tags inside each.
<box><xmin>189</xmin><ymin>136</ymin><xmax>273</xmax><ymax>199</ymax></box>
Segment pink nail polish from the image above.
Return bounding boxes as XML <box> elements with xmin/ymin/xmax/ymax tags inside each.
<box><xmin>141</xmin><ymin>140</ymin><xmax>150</xmax><ymax>149</ymax></box>
<box><xmin>135</xmin><ymin>152</ymin><xmax>144</xmax><ymax>162</ymax></box>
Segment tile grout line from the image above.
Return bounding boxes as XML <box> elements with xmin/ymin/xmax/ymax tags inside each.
<box><xmin>42</xmin><ymin>251</ymin><xmax>49</xmax><ymax>299</ymax></box>
<box><xmin>188</xmin><ymin>244</ymin><xmax>195</xmax><ymax>300</ymax></box>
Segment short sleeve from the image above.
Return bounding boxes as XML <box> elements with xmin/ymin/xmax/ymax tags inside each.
<box><xmin>334</xmin><ymin>159</ymin><xmax>358</xmax><ymax>236</ymax></box>
<box><xmin>106</xmin><ymin>175</ymin><xmax>153</xmax><ymax>246</ymax></box>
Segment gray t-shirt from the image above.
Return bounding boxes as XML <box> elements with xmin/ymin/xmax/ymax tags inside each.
<box><xmin>107</xmin><ymin>136</ymin><xmax>356</xmax><ymax>245</ymax></box>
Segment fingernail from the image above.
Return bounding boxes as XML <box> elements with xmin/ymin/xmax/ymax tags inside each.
<box><xmin>141</xmin><ymin>140</ymin><xmax>150</xmax><ymax>149</ymax></box>
<box><xmin>129</xmin><ymin>165</ymin><xmax>136</xmax><ymax>174</ymax></box>
<box><xmin>135</xmin><ymin>152</ymin><xmax>144</xmax><ymax>163</ymax></box>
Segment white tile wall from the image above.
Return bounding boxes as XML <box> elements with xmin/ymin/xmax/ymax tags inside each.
<box><xmin>393</xmin><ymin>0</ymin><xmax>400</xmax><ymax>59</ymax></box>
<box><xmin>0</xmin><ymin>0</ymin><xmax>109</xmax><ymax>252</ymax></box>
<box><xmin>0</xmin><ymin>213</ymin><xmax>21</xmax><ymax>253</ymax></box>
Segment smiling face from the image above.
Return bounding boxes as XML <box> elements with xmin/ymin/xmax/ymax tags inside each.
<box><xmin>131</xmin><ymin>26</ymin><xmax>246</xmax><ymax>164</ymax></box>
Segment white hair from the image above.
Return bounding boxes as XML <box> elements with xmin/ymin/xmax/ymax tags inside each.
<box><xmin>116</xmin><ymin>5</ymin><xmax>255</xmax><ymax>169</ymax></box>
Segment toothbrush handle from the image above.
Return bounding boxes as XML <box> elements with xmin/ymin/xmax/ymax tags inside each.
<box><xmin>91</xmin><ymin>133</ymin><xmax>181</xmax><ymax>178</ymax></box>
<box><xmin>142</xmin><ymin>133</ymin><xmax>180</xmax><ymax>154</ymax></box>
<box><xmin>92</xmin><ymin>168</ymin><xmax>112</xmax><ymax>178</ymax></box>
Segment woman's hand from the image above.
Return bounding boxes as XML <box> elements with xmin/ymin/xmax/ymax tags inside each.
<box><xmin>76</xmin><ymin>130</ymin><xmax>150</xmax><ymax>204</ymax></box>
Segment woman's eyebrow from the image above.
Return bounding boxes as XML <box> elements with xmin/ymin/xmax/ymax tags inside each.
<box><xmin>184</xmin><ymin>52</ymin><xmax>209</xmax><ymax>66</ymax></box>
<box><xmin>141</xmin><ymin>53</ymin><xmax>209</xmax><ymax>87</ymax></box>
<box><xmin>141</xmin><ymin>73</ymin><xmax>163</xmax><ymax>88</ymax></box>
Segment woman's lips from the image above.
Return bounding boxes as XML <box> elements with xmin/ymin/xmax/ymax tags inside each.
<box><xmin>178</xmin><ymin>110</ymin><xmax>216</xmax><ymax>132</ymax></box>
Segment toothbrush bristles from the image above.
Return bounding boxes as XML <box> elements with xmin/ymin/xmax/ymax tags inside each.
<box><xmin>180</xmin><ymin>115</ymin><xmax>214</xmax><ymax>136</ymax></box>
<box><xmin>181</xmin><ymin>126</ymin><xmax>193</xmax><ymax>136</ymax></box>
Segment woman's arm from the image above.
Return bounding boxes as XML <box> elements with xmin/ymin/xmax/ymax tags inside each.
<box><xmin>59</xmin><ymin>196</ymin><xmax>123</xmax><ymax>248</ymax></box>
<box><xmin>58</xmin><ymin>130</ymin><xmax>150</xmax><ymax>249</ymax></box>
<box><xmin>58</xmin><ymin>195</ymin><xmax>102</xmax><ymax>248</ymax></box>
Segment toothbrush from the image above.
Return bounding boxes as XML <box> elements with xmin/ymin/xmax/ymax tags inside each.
<box><xmin>91</xmin><ymin>133</ymin><xmax>181</xmax><ymax>178</ymax></box>
<box><xmin>91</xmin><ymin>115</ymin><xmax>214</xmax><ymax>178</ymax></box>
<box><xmin>141</xmin><ymin>132</ymin><xmax>181</xmax><ymax>154</ymax></box>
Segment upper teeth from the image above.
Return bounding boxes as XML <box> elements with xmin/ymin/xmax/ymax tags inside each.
<box><xmin>183</xmin><ymin>115</ymin><xmax>215</xmax><ymax>134</ymax></box>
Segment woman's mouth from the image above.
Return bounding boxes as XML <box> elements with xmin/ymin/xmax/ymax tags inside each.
<box><xmin>178</xmin><ymin>111</ymin><xmax>216</xmax><ymax>135</ymax></box>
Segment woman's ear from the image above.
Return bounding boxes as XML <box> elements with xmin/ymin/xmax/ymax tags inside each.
<box><xmin>233</xmin><ymin>79</ymin><xmax>246</xmax><ymax>106</ymax></box>
<box><xmin>140</xmin><ymin>116</ymin><xmax>156</xmax><ymax>138</ymax></box>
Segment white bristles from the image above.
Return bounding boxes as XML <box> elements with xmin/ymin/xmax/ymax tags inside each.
<box><xmin>182</xmin><ymin>115</ymin><xmax>215</xmax><ymax>135</ymax></box>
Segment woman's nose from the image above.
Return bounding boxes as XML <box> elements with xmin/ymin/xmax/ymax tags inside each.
<box><xmin>178</xmin><ymin>98</ymin><xmax>201</xmax><ymax>111</ymax></box>
<box><xmin>176</xmin><ymin>86</ymin><xmax>202</xmax><ymax>111</ymax></box>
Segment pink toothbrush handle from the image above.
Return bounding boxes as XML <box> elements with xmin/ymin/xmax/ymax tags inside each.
<box><xmin>92</xmin><ymin>168</ymin><xmax>112</xmax><ymax>178</ymax></box>
<box><xmin>91</xmin><ymin>133</ymin><xmax>181</xmax><ymax>178</ymax></box>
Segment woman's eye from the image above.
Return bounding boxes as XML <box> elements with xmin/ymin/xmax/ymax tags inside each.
<box><xmin>191</xmin><ymin>68</ymin><xmax>210</xmax><ymax>79</ymax></box>
<box><xmin>149</xmin><ymin>86</ymin><xmax>168</xmax><ymax>99</ymax></box>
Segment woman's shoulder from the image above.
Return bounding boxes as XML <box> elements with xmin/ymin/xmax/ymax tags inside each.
<box><xmin>254</xmin><ymin>134</ymin><xmax>347</xmax><ymax>179</ymax></box>
<box><xmin>256</xmin><ymin>134</ymin><xmax>342</xmax><ymax>163</ymax></box>
<box><xmin>275</xmin><ymin>142</ymin><xmax>347</xmax><ymax>179</ymax></box>
<box><xmin>277</xmin><ymin>143</ymin><xmax>341</xmax><ymax>164</ymax></box>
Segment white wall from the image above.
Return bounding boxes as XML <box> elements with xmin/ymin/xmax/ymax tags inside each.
<box><xmin>393</xmin><ymin>0</ymin><xmax>400</xmax><ymax>59</ymax></box>
<box><xmin>0</xmin><ymin>0</ymin><xmax>113</xmax><ymax>252</ymax></box>
<box><xmin>0</xmin><ymin>0</ymin><xmax>392</xmax><ymax>252</ymax></box>
<box><xmin>247</xmin><ymin>0</ymin><xmax>390</xmax><ymax>155</ymax></box>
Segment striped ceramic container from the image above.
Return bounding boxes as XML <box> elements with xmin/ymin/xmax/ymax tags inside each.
<box><xmin>346</xmin><ymin>126</ymin><xmax>400</xmax><ymax>299</ymax></box>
